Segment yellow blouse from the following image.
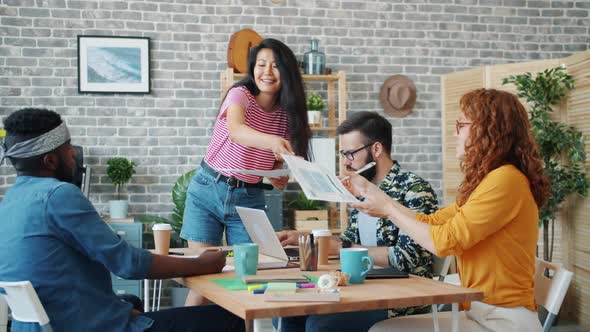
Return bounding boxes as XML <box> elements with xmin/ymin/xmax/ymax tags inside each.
<box><xmin>418</xmin><ymin>165</ymin><xmax>538</xmax><ymax>311</ymax></box>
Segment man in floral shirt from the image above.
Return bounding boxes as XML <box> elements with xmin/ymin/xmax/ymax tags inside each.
<box><xmin>276</xmin><ymin>111</ymin><xmax>438</xmax><ymax>331</ymax></box>
<box><xmin>338</xmin><ymin>111</ymin><xmax>438</xmax><ymax>318</ymax></box>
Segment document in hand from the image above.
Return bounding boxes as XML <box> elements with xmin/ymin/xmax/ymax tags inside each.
<box><xmin>281</xmin><ymin>154</ymin><xmax>359</xmax><ymax>203</ymax></box>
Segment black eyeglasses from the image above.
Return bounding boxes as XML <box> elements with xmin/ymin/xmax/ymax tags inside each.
<box><xmin>339</xmin><ymin>143</ymin><xmax>373</xmax><ymax>161</ymax></box>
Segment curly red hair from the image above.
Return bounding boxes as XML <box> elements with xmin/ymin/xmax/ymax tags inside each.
<box><xmin>457</xmin><ymin>88</ymin><xmax>550</xmax><ymax>208</ymax></box>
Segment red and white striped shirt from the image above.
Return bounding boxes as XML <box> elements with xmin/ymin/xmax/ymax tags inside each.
<box><xmin>204</xmin><ymin>86</ymin><xmax>290</xmax><ymax>183</ymax></box>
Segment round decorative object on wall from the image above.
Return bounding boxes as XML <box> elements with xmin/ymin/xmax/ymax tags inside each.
<box><xmin>379</xmin><ymin>74</ymin><xmax>417</xmax><ymax>118</ymax></box>
<box><xmin>227</xmin><ymin>29</ymin><xmax>263</xmax><ymax>74</ymax></box>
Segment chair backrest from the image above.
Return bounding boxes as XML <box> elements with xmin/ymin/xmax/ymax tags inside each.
<box><xmin>0</xmin><ymin>281</ymin><xmax>50</xmax><ymax>329</ymax></box>
<box><xmin>432</xmin><ymin>255</ymin><xmax>454</xmax><ymax>281</ymax></box>
<box><xmin>534</xmin><ymin>259</ymin><xmax>573</xmax><ymax>331</ymax></box>
<box><xmin>72</xmin><ymin>145</ymin><xmax>91</xmax><ymax>198</ymax></box>
<box><xmin>0</xmin><ymin>295</ymin><xmax>8</xmax><ymax>332</ymax></box>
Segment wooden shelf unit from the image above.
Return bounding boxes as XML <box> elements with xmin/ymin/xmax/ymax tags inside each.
<box><xmin>220</xmin><ymin>68</ymin><xmax>349</xmax><ymax>232</ymax></box>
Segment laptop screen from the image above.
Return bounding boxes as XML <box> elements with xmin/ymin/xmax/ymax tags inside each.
<box><xmin>235</xmin><ymin>206</ymin><xmax>291</xmax><ymax>262</ymax></box>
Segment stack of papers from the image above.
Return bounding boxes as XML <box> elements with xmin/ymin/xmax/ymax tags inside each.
<box><xmin>215</xmin><ymin>156</ymin><xmax>358</xmax><ymax>203</ymax></box>
<box><xmin>281</xmin><ymin>154</ymin><xmax>359</xmax><ymax>203</ymax></box>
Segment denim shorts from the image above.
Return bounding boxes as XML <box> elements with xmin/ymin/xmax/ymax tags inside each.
<box><xmin>180</xmin><ymin>167</ymin><xmax>266</xmax><ymax>246</ymax></box>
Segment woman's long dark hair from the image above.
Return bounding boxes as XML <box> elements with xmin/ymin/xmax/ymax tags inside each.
<box><xmin>233</xmin><ymin>38</ymin><xmax>311</xmax><ymax>160</ymax></box>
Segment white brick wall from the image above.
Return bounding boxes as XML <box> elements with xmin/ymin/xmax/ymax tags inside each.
<box><xmin>1</xmin><ymin>0</ymin><xmax>589</xmax><ymax>216</ymax></box>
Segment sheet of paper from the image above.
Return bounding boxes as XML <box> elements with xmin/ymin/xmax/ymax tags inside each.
<box><xmin>281</xmin><ymin>154</ymin><xmax>359</xmax><ymax>203</ymax></box>
<box><xmin>310</xmin><ymin>138</ymin><xmax>336</xmax><ymax>175</ymax></box>
<box><xmin>216</xmin><ymin>168</ymin><xmax>290</xmax><ymax>178</ymax></box>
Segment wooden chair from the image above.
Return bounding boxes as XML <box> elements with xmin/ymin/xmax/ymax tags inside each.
<box><xmin>0</xmin><ymin>281</ymin><xmax>52</xmax><ymax>332</ymax></box>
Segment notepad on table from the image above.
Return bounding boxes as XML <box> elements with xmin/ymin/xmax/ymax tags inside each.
<box><xmin>263</xmin><ymin>289</ymin><xmax>341</xmax><ymax>302</ymax></box>
<box><xmin>265</xmin><ymin>282</ymin><xmax>297</xmax><ymax>294</ymax></box>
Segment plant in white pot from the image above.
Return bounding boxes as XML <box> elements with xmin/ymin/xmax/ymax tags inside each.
<box><xmin>306</xmin><ymin>92</ymin><xmax>324</xmax><ymax>127</ymax></box>
<box><xmin>107</xmin><ymin>157</ymin><xmax>136</xmax><ymax>219</ymax></box>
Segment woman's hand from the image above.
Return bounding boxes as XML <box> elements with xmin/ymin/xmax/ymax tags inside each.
<box><xmin>345</xmin><ymin>172</ymin><xmax>396</xmax><ymax>219</ymax></box>
<box><xmin>271</xmin><ymin>137</ymin><xmax>294</xmax><ymax>161</ymax></box>
<box><xmin>268</xmin><ymin>176</ymin><xmax>289</xmax><ymax>189</ymax></box>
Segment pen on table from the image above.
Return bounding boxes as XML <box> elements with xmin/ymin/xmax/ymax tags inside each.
<box><xmin>341</xmin><ymin>161</ymin><xmax>377</xmax><ymax>181</ymax></box>
<box><xmin>169</xmin><ymin>252</ymin><xmax>184</xmax><ymax>256</ymax></box>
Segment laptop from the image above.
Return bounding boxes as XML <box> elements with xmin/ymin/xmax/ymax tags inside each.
<box><xmin>236</xmin><ymin>206</ymin><xmax>299</xmax><ymax>269</ymax></box>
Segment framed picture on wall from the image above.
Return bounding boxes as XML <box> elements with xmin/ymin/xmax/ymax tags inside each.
<box><xmin>77</xmin><ymin>35</ymin><xmax>151</xmax><ymax>94</ymax></box>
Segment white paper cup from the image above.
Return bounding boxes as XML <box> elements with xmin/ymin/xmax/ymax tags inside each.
<box><xmin>152</xmin><ymin>223</ymin><xmax>172</xmax><ymax>255</ymax></box>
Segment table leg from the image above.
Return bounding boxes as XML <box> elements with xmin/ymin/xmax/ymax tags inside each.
<box><xmin>431</xmin><ymin>304</ymin><xmax>440</xmax><ymax>332</ymax></box>
<box><xmin>152</xmin><ymin>280</ymin><xmax>157</xmax><ymax>312</ymax></box>
<box><xmin>245</xmin><ymin>319</ymin><xmax>254</xmax><ymax>332</ymax></box>
<box><xmin>253</xmin><ymin>319</ymin><xmax>263</xmax><ymax>332</ymax></box>
<box><xmin>157</xmin><ymin>280</ymin><xmax>163</xmax><ymax>311</ymax></box>
<box><xmin>143</xmin><ymin>279</ymin><xmax>149</xmax><ymax>312</ymax></box>
<box><xmin>452</xmin><ymin>302</ymin><xmax>459</xmax><ymax>332</ymax></box>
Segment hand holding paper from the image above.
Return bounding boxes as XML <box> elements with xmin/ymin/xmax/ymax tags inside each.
<box><xmin>268</xmin><ymin>175</ymin><xmax>289</xmax><ymax>190</ymax></box>
<box><xmin>281</xmin><ymin>154</ymin><xmax>359</xmax><ymax>203</ymax></box>
<box><xmin>271</xmin><ymin>137</ymin><xmax>294</xmax><ymax>161</ymax></box>
<box><xmin>347</xmin><ymin>172</ymin><xmax>396</xmax><ymax>219</ymax></box>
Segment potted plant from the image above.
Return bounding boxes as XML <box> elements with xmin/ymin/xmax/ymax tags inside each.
<box><xmin>503</xmin><ymin>66</ymin><xmax>588</xmax><ymax>263</ymax></box>
<box><xmin>138</xmin><ymin>169</ymin><xmax>195</xmax><ymax>240</ymax></box>
<box><xmin>288</xmin><ymin>191</ymin><xmax>329</xmax><ymax>231</ymax></box>
<box><xmin>306</xmin><ymin>92</ymin><xmax>324</xmax><ymax>127</ymax></box>
<box><xmin>106</xmin><ymin>157</ymin><xmax>136</xmax><ymax>219</ymax></box>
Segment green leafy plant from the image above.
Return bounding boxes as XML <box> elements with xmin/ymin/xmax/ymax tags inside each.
<box><xmin>0</xmin><ymin>129</ymin><xmax>5</xmax><ymax>148</ymax></box>
<box><xmin>306</xmin><ymin>92</ymin><xmax>325</xmax><ymax>111</ymax></box>
<box><xmin>138</xmin><ymin>169</ymin><xmax>195</xmax><ymax>236</ymax></box>
<box><xmin>503</xmin><ymin>66</ymin><xmax>589</xmax><ymax>262</ymax></box>
<box><xmin>288</xmin><ymin>191</ymin><xmax>326</xmax><ymax>210</ymax></box>
<box><xmin>106</xmin><ymin>157</ymin><xmax>136</xmax><ymax>200</ymax></box>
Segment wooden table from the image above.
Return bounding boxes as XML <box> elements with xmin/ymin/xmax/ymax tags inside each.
<box><xmin>176</xmin><ymin>255</ymin><xmax>483</xmax><ymax>332</ymax></box>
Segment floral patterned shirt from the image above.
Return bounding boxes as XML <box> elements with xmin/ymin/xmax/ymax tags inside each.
<box><xmin>340</xmin><ymin>161</ymin><xmax>438</xmax><ymax>317</ymax></box>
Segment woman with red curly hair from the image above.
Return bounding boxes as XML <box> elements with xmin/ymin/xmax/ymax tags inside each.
<box><xmin>345</xmin><ymin>89</ymin><xmax>549</xmax><ymax>332</ymax></box>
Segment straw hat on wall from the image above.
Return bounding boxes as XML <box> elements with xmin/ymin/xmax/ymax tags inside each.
<box><xmin>379</xmin><ymin>75</ymin><xmax>417</xmax><ymax>118</ymax></box>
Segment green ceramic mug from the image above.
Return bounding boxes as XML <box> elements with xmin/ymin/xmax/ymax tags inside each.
<box><xmin>233</xmin><ymin>243</ymin><xmax>259</xmax><ymax>277</ymax></box>
<box><xmin>340</xmin><ymin>248</ymin><xmax>374</xmax><ymax>284</ymax></box>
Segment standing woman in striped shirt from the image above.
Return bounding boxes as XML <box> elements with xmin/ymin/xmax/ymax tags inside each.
<box><xmin>180</xmin><ymin>37</ymin><xmax>311</xmax><ymax>270</ymax></box>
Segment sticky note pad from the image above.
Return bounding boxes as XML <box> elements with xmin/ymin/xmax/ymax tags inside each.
<box><xmin>266</xmin><ymin>282</ymin><xmax>296</xmax><ymax>294</ymax></box>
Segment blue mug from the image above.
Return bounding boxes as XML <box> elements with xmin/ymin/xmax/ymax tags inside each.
<box><xmin>233</xmin><ymin>243</ymin><xmax>259</xmax><ymax>277</ymax></box>
<box><xmin>340</xmin><ymin>248</ymin><xmax>374</xmax><ymax>284</ymax></box>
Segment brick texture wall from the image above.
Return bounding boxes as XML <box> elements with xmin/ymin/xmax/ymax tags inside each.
<box><xmin>1</xmin><ymin>0</ymin><xmax>589</xmax><ymax>216</ymax></box>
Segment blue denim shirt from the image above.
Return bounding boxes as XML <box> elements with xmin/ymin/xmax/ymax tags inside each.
<box><xmin>0</xmin><ymin>176</ymin><xmax>153</xmax><ymax>332</ymax></box>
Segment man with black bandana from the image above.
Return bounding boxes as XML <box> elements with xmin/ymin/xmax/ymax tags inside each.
<box><xmin>0</xmin><ymin>108</ymin><xmax>245</xmax><ymax>332</ymax></box>
<box><xmin>276</xmin><ymin>111</ymin><xmax>439</xmax><ymax>332</ymax></box>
